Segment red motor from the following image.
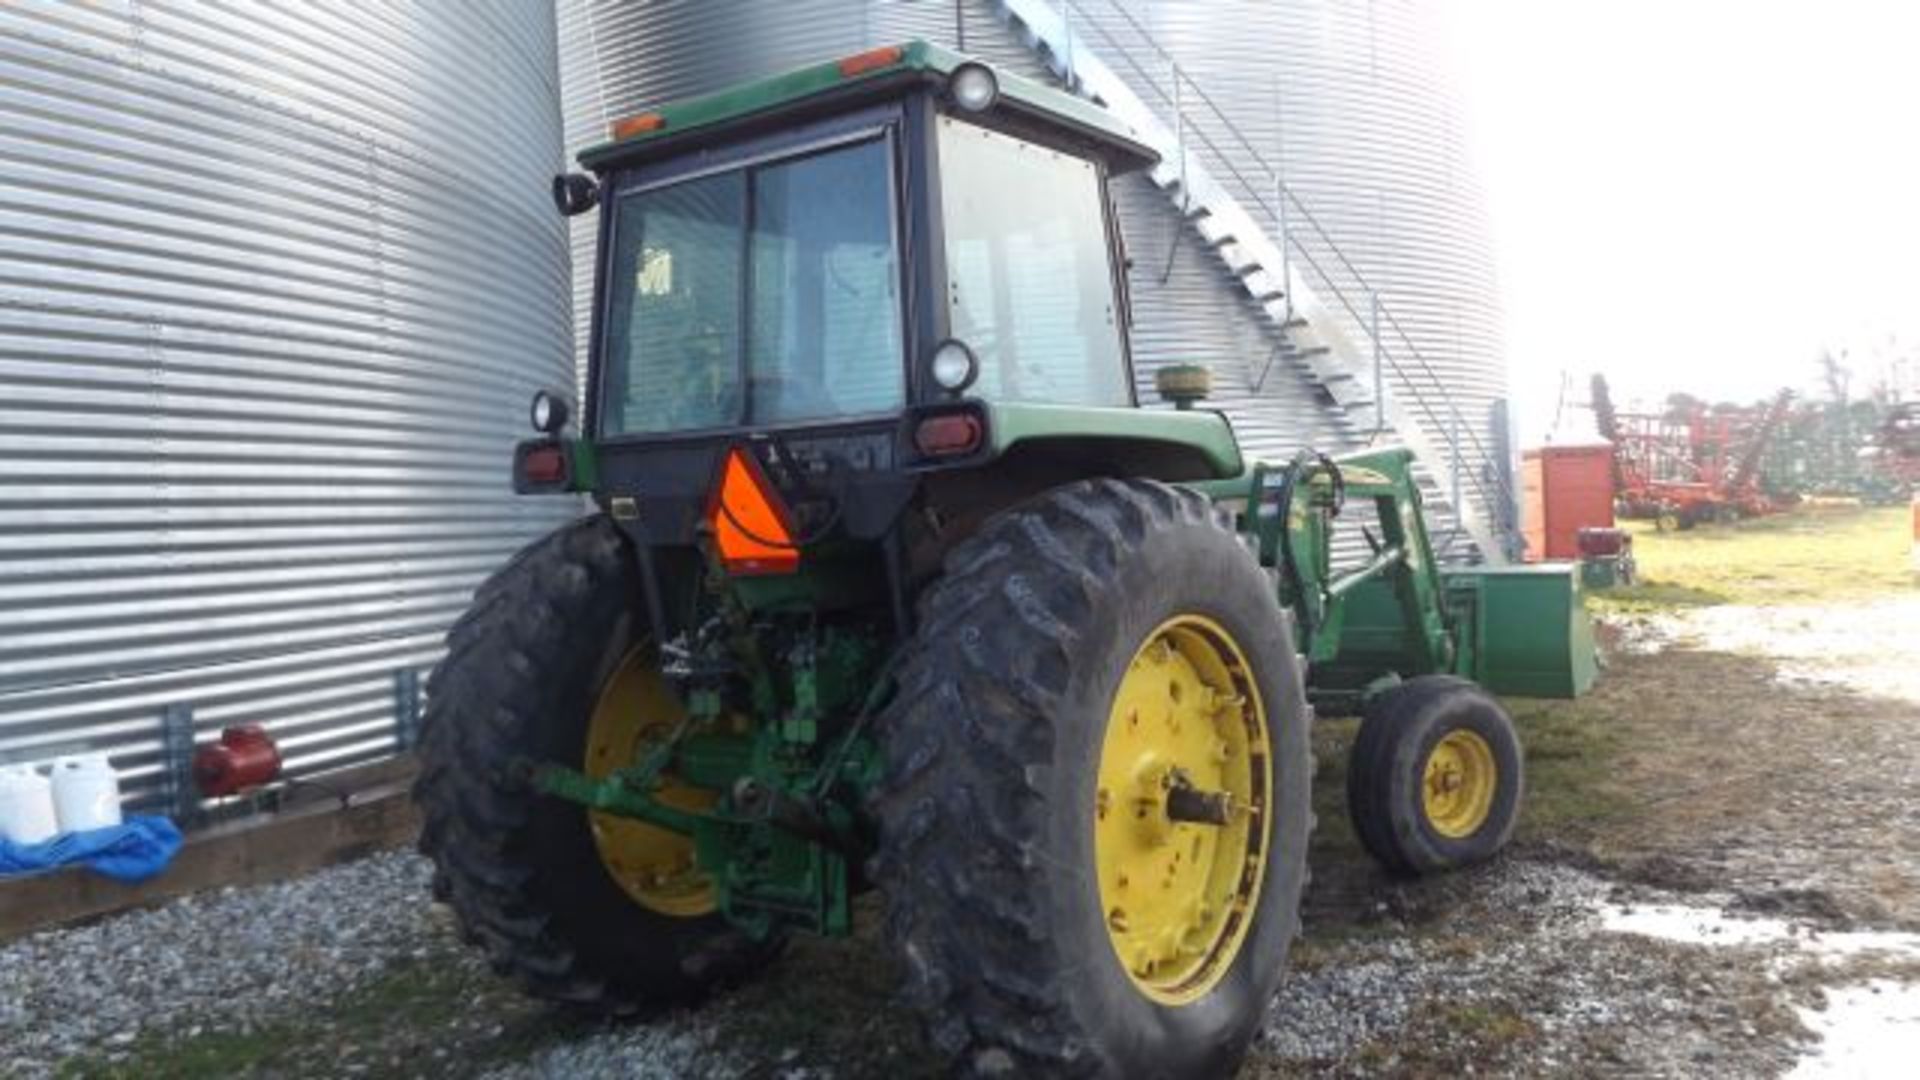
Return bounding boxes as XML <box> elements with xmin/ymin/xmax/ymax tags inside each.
<box><xmin>1575</xmin><ymin>527</ymin><xmax>1632</xmax><ymax>558</ymax></box>
<box><xmin>192</xmin><ymin>724</ymin><xmax>283</xmax><ymax>797</ymax></box>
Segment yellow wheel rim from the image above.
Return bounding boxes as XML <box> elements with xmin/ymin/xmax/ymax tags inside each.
<box><xmin>584</xmin><ymin>646</ymin><xmax>717</xmax><ymax>917</ymax></box>
<box><xmin>1422</xmin><ymin>729</ymin><xmax>1497</xmax><ymax>839</ymax></box>
<box><xmin>1095</xmin><ymin>615</ymin><xmax>1271</xmax><ymax>1006</ymax></box>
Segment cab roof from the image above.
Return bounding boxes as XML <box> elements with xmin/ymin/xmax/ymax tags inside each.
<box><xmin>576</xmin><ymin>40</ymin><xmax>1159</xmax><ymax>175</ymax></box>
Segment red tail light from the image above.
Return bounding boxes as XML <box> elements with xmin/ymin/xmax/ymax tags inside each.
<box><xmin>520</xmin><ymin>445</ymin><xmax>566</xmax><ymax>485</ymax></box>
<box><xmin>914</xmin><ymin>413</ymin><xmax>984</xmax><ymax>457</ymax></box>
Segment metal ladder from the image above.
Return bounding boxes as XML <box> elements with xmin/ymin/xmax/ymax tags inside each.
<box><xmin>992</xmin><ymin>0</ymin><xmax>1517</xmax><ymax>562</ymax></box>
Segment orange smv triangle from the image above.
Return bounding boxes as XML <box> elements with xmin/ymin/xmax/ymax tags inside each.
<box><xmin>708</xmin><ymin>447</ymin><xmax>800</xmax><ymax>575</ymax></box>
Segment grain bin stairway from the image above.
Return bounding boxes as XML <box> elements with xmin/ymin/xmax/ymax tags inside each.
<box><xmin>991</xmin><ymin>0</ymin><xmax>1514</xmax><ymax>562</ymax></box>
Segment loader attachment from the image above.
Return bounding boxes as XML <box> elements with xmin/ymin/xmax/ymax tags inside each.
<box><xmin>1442</xmin><ymin>565</ymin><xmax>1599</xmax><ymax>698</ymax></box>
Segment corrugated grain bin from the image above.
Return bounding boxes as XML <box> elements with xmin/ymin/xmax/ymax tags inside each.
<box><xmin>1522</xmin><ymin>445</ymin><xmax>1616</xmax><ymax>560</ymax></box>
<box><xmin>0</xmin><ymin>1</ymin><xmax>576</xmax><ymax>813</ymax></box>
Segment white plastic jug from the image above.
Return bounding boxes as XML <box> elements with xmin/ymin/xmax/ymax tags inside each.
<box><xmin>51</xmin><ymin>754</ymin><xmax>122</xmax><ymax>833</ymax></box>
<box><xmin>0</xmin><ymin>764</ymin><xmax>60</xmax><ymax>844</ymax></box>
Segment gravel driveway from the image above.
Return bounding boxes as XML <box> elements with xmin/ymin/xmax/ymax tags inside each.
<box><xmin>5</xmin><ymin>595</ymin><xmax>1916</xmax><ymax>1078</ymax></box>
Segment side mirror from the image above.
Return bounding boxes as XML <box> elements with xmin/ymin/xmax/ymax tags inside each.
<box><xmin>551</xmin><ymin>173</ymin><xmax>599</xmax><ymax>217</ymax></box>
<box><xmin>1154</xmin><ymin>364</ymin><xmax>1212</xmax><ymax>411</ymax></box>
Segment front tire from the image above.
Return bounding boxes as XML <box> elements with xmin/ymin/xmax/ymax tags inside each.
<box><xmin>413</xmin><ymin>517</ymin><xmax>777</xmax><ymax>1014</ymax></box>
<box><xmin>1346</xmin><ymin>675</ymin><xmax>1524</xmax><ymax>876</ymax></box>
<box><xmin>872</xmin><ymin>479</ymin><xmax>1312</xmax><ymax>1077</ymax></box>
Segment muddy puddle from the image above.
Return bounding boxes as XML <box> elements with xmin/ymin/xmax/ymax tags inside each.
<box><xmin>1789</xmin><ymin>980</ymin><xmax>1920</xmax><ymax>1078</ymax></box>
<box><xmin>1595</xmin><ymin>896</ymin><xmax>1920</xmax><ymax>1076</ymax></box>
<box><xmin>1598</xmin><ymin>901</ymin><xmax>1920</xmax><ymax>960</ymax></box>
<box><xmin>1605</xmin><ymin>596</ymin><xmax>1920</xmax><ymax>705</ymax></box>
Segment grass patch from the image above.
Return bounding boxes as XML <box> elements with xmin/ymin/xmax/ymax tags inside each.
<box><xmin>1346</xmin><ymin>1001</ymin><xmax>1539</xmax><ymax>1074</ymax></box>
<box><xmin>55</xmin><ymin>957</ymin><xmax>574</xmax><ymax>1080</ymax></box>
<box><xmin>1309</xmin><ymin>716</ymin><xmax>1363</xmax><ymax>860</ymax></box>
<box><xmin>56</xmin><ymin>1029</ymin><xmax>288</xmax><ymax>1080</ymax></box>
<box><xmin>1588</xmin><ymin>578</ymin><xmax>1728</xmax><ymax>615</ymax></box>
<box><xmin>1507</xmin><ymin>698</ymin><xmax>1633</xmax><ymax>844</ymax></box>
<box><xmin>1620</xmin><ymin>505</ymin><xmax>1915</xmax><ymax>605</ymax></box>
<box><xmin>1307</xmin><ymin>698</ymin><xmax>1631</xmax><ymax>863</ymax></box>
<box><xmin>1431</xmin><ymin>1002</ymin><xmax>1538</xmax><ymax>1044</ymax></box>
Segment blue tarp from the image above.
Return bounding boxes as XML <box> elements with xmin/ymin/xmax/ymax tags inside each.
<box><xmin>0</xmin><ymin>816</ymin><xmax>183</xmax><ymax>884</ymax></box>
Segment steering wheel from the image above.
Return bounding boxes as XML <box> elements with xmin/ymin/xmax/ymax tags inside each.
<box><xmin>748</xmin><ymin>374</ymin><xmax>838</xmax><ymax>420</ymax></box>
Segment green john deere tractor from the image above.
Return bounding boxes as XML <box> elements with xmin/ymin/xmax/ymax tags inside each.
<box><xmin>415</xmin><ymin>42</ymin><xmax>1596</xmax><ymax>1077</ymax></box>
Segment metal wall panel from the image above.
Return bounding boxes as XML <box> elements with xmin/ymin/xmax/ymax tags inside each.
<box><xmin>0</xmin><ymin>1</ymin><xmax>578</xmax><ymax>810</ymax></box>
<box><xmin>1054</xmin><ymin>0</ymin><xmax>1509</xmax><ymax>531</ymax></box>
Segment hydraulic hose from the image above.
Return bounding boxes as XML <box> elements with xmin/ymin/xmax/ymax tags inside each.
<box><xmin>1274</xmin><ymin>449</ymin><xmax>1344</xmax><ymax>644</ymax></box>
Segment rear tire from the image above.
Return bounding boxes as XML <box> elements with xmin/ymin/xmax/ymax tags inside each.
<box><xmin>414</xmin><ymin>517</ymin><xmax>778</xmax><ymax>1014</ymax></box>
<box><xmin>872</xmin><ymin>479</ymin><xmax>1312</xmax><ymax>1077</ymax></box>
<box><xmin>1347</xmin><ymin>675</ymin><xmax>1523</xmax><ymax>876</ymax></box>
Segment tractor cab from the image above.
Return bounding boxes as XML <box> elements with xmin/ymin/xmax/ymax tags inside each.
<box><xmin>524</xmin><ymin>43</ymin><xmax>1238</xmax><ymax>594</ymax></box>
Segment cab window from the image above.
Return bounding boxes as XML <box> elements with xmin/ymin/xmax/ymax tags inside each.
<box><xmin>936</xmin><ymin>117</ymin><xmax>1129</xmax><ymax>407</ymax></box>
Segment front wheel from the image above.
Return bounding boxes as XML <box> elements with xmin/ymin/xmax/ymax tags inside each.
<box><xmin>872</xmin><ymin>479</ymin><xmax>1312</xmax><ymax>1077</ymax></box>
<box><xmin>1347</xmin><ymin>675</ymin><xmax>1524</xmax><ymax>876</ymax></box>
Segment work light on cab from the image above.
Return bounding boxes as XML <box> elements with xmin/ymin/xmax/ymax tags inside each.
<box><xmin>529</xmin><ymin>389</ymin><xmax>570</xmax><ymax>434</ymax></box>
<box><xmin>930</xmin><ymin>339</ymin><xmax>978</xmax><ymax>394</ymax></box>
<box><xmin>948</xmin><ymin>62</ymin><xmax>999</xmax><ymax>112</ymax></box>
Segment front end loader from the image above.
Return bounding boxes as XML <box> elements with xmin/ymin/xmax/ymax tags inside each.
<box><xmin>415</xmin><ymin>42</ymin><xmax>1595</xmax><ymax>1077</ymax></box>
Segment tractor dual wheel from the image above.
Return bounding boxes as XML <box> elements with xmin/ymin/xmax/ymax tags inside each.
<box><xmin>1347</xmin><ymin>675</ymin><xmax>1524</xmax><ymax>876</ymax></box>
<box><xmin>872</xmin><ymin>479</ymin><xmax>1313</xmax><ymax>1077</ymax></box>
<box><xmin>413</xmin><ymin>517</ymin><xmax>778</xmax><ymax>1014</ymax></box>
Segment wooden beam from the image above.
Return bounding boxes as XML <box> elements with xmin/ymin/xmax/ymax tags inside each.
<box><xmin>1</xmin><ymin>762</ymin><xmax>421</xmax><ymax>942</ymax></box>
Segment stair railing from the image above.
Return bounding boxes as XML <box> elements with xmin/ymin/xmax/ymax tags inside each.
<box><xmin>1042</xmin><ymin>0</ymin><xmax>1518</xmax><ymax>554</ymax></box>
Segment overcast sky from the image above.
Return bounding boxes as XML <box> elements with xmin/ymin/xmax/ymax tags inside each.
<box><xmin>1444</xmin><ymin>0</ymin><xmax>1920</xmax><ymax>439</ymax></box>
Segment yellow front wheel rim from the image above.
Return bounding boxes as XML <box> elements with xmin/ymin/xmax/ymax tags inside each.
<box><xmin>1422</xmin><ymin>729</ymin><xmax>1498</xmax><ymax>839</ymax></box>
<box><xmin>1095</xmin><ymin>615</ymin><xmax>1272</xmax><ymax>1006</ymax></box>
<box><xmin>584</xmin><ymin>646</ymin><xmax>717</xmax><ymax>917</ymax></box>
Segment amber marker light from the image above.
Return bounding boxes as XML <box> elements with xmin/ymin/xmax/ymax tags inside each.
<box><xmin>611</xmin><ymin>112</ymin><xmax>666</xmax><ymax>140</ymax></box>
<box><xmin>838</xmin><ymin>45</ymin><xmax>905</xmax><ymax>78</ymax></box>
